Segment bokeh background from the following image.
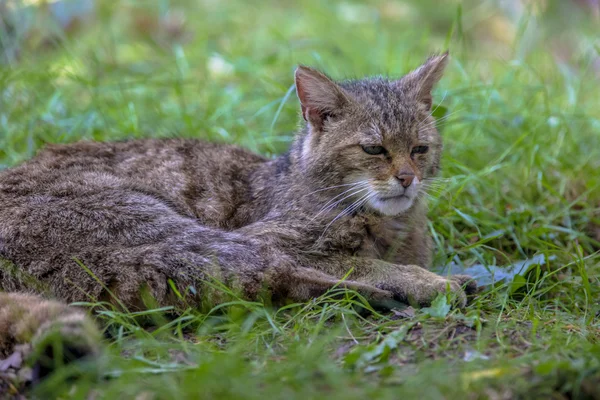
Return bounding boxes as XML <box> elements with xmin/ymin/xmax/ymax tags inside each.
<box><xmin>1</xmin><ymin>0</ymin><xmax>598</xmax><ymax>158</ymax></box>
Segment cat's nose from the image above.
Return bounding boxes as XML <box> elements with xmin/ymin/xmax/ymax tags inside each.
<box><xmin>395</xmin><ymin>174</ymin><xmax>414</xmax><ymax>188</ymax></box>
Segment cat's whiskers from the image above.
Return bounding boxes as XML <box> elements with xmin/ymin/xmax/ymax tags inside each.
<box><xmin>317</xmin><ymin>183</ymin><xmax>369</xmax><ymax>211</ymax></box>
<box><xmin>417</xmin><ymin>111</ymin><xmax>460</xmax><ymax>131</ymax></box>
<box><xmin>419</xmin><ymin>190</ymin><xmax>441</xmax><ymax>200</ymax></box>
<box><xmin>420</xmin><ymin>182</ymin><xmax>446</xmax><ymax>194</ymax></box>
<box><xmin>418</xmin><ymin>117</ymin><xmax>449</xmax><ymax>131</ymax></box>
<box><xmin>303</xmin><ymin>181</ymin><xmax>369</xmax><ymax>197</ymax></box>
<box><xmin>319</xmin><ymin>191</ymin><xmax>374</xmax><ymax>238</ymax></box>
<box><xmin>418</xmin><ymin>184</ymin><xmax>444</xmax><ymax>199</ymax></box>
<box><xmin>417</xmin><ymin>189</ymin><xmax>436</xmax><ymax>200</ymax></box>
<box><xmin>421</xmin><ymin>177</ymin><xmax>454</xmax><ymax>195</ymax></box>
<box><xmin>416</xmin><ymin>181</ymin><xmax>446</xmax><ymax>201</ymax></box>
<box><xmin>421</xmin><ymin>180</ymin><xmax>446</xmax><ymax>187</ymax></box>
<box><xmin>416</xmin><ymin>91</ymin><xmax>448</xmax><ymax>126</ymax></box>
<box><xmin>417</xmin><ymin>108</ymin><xmax>462</xmax><ymax>131</ymax></box>
<box><xmin>312</xmin><ymin>185</ymin><xmax>370</xmax><ymax>221</ymax></box>
<box><xmin>421</xmin><ymin>119</ymin><xmax>452</xmax><ymax>131</ymax></box>
<box><xmin>423</xmin><ymin>177</ymin><xmax>452</xmax><ymax>183</ymax></box>
<box><xmin>315</xmin><ymin>183</ymin><xmax>369</xmax><ymax>212</ymax></box>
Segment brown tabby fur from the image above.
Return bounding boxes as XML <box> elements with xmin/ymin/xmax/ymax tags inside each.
<box><xmin>0</xmin><ymin>53</ymin><xmax>475</xmax><ymax>371</ymax></box>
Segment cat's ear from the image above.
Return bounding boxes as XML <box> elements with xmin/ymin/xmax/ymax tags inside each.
<box><xmin>295</xmin><ymin>66</ymin><xmax>349</xmax><ymax>131</ymax></box>
<box><xmin>394</xmin><ymin>52</ymin><xmax>449</xmax><ymax>110</ymax></box>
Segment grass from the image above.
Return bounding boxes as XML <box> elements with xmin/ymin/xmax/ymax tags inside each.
<box><xmin>1</xmin><ymin>0</ymin><xmax>600</xmax><ymax>398</ymax></box>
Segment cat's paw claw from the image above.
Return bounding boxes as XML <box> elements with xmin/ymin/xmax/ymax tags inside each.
<box><xmin>433</xmin><ymin>278</ymin><xmax>468</xmax><ymax>308</ymax></box>
<box><xmin>450</xmin><ymin>274</ymin><xmax>478</xmax><ymax>295</ymax></box>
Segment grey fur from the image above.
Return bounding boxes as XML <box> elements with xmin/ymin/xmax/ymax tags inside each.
<box><xmin>0</xmin><ymin>54</ymin><xmax>475</xmax><ymax>360</ymax></box>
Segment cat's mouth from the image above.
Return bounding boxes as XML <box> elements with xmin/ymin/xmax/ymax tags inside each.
<box><xmin>367</xmin><ymin>192</ymin><xmax>415</xmax><ymax>216</ymax></box>
<box><xmin>378</xmin><ymin>194</ymin><xmax>409</xmax><ymax>201</ymax></box>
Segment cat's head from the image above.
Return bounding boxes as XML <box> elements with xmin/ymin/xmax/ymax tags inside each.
<box><xmin>294</xmin><ymin>53</ymin><xmax>448</xmax><ymax>216</ymax></box>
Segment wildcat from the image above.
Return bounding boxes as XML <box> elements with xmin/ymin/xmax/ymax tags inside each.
<box><xmin>0</xmin><ymin>53</ymin><xmax>475</xmax><ymax>377</ymax></box>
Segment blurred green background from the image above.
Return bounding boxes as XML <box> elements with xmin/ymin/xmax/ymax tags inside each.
<box><xmin>1</xmin><ymin>0</ymin><xmax>598</xmax><ymax>158</ymax></box>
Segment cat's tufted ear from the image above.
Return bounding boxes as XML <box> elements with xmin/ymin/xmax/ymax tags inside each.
<box><xmin>394</xmin><ymin>52</ymin><xmax>449</xmax><ymax>110</ymax></box>
<box><xmin>295</xmin><ymin>66</ymin><xmax>349</xmax><ymax>131</ymax></box>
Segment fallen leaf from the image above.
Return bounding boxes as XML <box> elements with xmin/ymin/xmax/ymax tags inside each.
<box><xmin>391</xmin><ymin>306</ymin><xmax>416</xmax><ymax>319</ymax></box>
<box><xmin>0</xmin><ymin>351</ymin><xmax>23</xmax><ymax>372</ymax></box>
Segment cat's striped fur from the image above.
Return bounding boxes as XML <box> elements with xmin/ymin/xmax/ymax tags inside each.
<box><xmin>0</xmin><ymin>54</ymin><xmax>475</xmax><ymax>378</ymax></box>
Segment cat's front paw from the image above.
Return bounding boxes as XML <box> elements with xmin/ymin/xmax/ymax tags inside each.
<box><xmin>378</xmin><ymin>267</ymin><xmax>476</xmax><ymax>308</ymax></box>
<box><xmin>426</xmin><ymin>274</ymin><xmax>477</xmax><ymax>308</ymax></box>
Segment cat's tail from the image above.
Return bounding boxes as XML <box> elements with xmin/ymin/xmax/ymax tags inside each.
<box><xmin>0</xmin><ymin>292</ymin><xmax>102</xmax><ymax>382</ymax></box>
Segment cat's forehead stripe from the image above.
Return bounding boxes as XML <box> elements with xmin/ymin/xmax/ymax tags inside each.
<box><xmin>342</xmin><ymin>78</ymin><xmax>418</xmax><ymax>134</ymax></box>
<box><xmin>367</xmin><ymin>121</ymin><xmax>384</xmax><ymax>141</ymax></box>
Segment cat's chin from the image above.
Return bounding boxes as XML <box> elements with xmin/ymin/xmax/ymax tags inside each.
<box><xmin>368</xmin><ymin>195</ymin><xmax>415</xmax><ymax>216</ymax></box>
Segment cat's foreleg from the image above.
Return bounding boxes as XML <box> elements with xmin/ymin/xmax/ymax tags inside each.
<box><xmin>304</xmin><ymin>256</ymin><xmax>476</xmax><ymax>308</ymax></box>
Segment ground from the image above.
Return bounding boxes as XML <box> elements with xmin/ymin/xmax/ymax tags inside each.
<box><xmin>0</xmin><ymin>0</ymin><xmax>599</xmax><ymax>398</ymax></box>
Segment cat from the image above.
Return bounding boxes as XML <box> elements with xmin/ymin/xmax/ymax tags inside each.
<box><xmin>0</xmin><ymin>52</ymin><xmax>475</xmax><ymax>378</ymax></box>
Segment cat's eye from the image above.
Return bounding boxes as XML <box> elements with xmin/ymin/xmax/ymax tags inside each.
<box><xmin>411</xmin><ymin>146</ymin><xmax>429</xmax><ymax>155</ymax></box>
<box><xmin>361</xmin><ymin>145</ymin><xmax>387</xmax><ymax>155</ymax></box>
